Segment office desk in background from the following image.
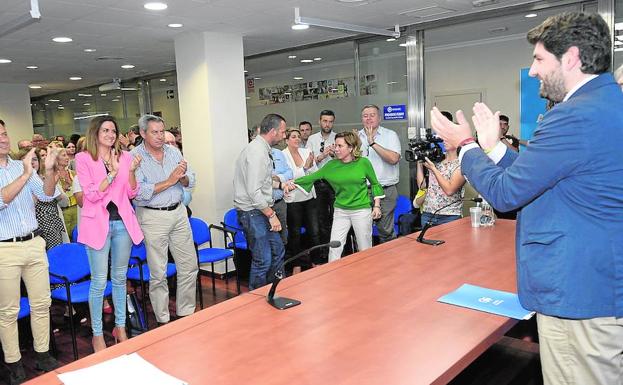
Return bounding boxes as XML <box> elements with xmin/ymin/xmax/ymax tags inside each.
<box><xmin>27</xmin><ymin>218</ymin><xmax>518</xmax><ymax>385</ymax></box>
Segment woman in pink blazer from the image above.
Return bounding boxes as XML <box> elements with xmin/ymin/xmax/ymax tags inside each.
<box><xmin>76</xmin><ymin>116</ymin><xmax>143</xmax><ymax>353</ymax></box>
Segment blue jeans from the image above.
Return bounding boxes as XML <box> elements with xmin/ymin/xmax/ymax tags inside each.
<box><xmin>420</xmin><ymin>212</ymin><xmax>461</xmax><ymax>228</ymax></box>
<box><xmin>237</xmin><ymin>209</ymin><xmax>284</xmax><ymax>290</ymax></box>
<box><xmin>86</xmin><ymin>220</ymin><xmax>132</xmax><ymax>336</ymax></box>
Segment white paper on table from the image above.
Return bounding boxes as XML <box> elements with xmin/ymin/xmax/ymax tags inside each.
<box><xmin>57</xmin><ymin>352</ymin><xmax>188</xmax><ymax>385</ymax></box>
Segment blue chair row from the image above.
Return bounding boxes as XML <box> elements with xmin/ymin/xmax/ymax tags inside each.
<box><xmin>47</xmin><ymin>243</ymin><xmax>112</xmax><ymax>361</ymax></box>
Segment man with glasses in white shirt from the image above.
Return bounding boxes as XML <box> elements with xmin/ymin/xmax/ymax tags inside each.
<box><xmin>306</xmin><ymin>110</ymin><xmax>337</xmax><ymax>262</ymax></box>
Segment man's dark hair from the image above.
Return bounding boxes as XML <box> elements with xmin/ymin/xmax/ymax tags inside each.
<box><xmin>69</xmin><ymin>133</ymin><xmax>81</xmax><ymax>146</ymax></box>
<box><xmin>319</xmin><ymin>110</ymin><xmax>335</xmax><ymax>118</ymax></box>
<box><xmin>298</xmin><ymin>121</ymin><xmax>312</xmax><ymax>128</ymax></box>
<box><xmin>259</xmin><ymin>113</ymin><xmax>285</xmax><ymax>135</ymax></box>
<box><xmin>527</xmin><ymin>12</ymin><xmax>611</xmax><ymax>74</ymax></box>
<box><xmin>499</xmin><ymin>115</ymin><xmax>509</xmax><ymax>123</ymax></box>
<box><xmin>440</xmin><ymin>111</ymin><xmax>453</xmax><ymax>122</ymax></box>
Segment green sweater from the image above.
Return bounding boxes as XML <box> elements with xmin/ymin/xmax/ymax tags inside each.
<box><xmin>295</xmin><ymin>157</ymin><xmax>384</xmax><ymax>210</ymax></box>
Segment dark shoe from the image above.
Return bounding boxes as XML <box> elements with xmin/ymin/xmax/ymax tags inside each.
<box><xmin>6</xmin><ymin>360</ymin><xmax>26</xmax><ymax>385</ymax></box>
<box><xmin>35</xmin><ymin>351</ymin><xmax>59</xmax><ymax>372</ymax></box>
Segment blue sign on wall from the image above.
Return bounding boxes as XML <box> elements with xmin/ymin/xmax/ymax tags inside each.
<box><xmin>520</xmin><ymin>68</ymin><xmax>547</xmax><ymax>148</ymax></box>
<box><xmin>383</xmin><ymin>105</ymin><xmax>406</xmax><ymax>120</ymax></box>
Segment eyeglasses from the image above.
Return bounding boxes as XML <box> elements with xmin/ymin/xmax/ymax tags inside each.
<box><xmin>320</xmin><ymin>141</ymin><xmax>325</xmax><ymax>153</ymax></box>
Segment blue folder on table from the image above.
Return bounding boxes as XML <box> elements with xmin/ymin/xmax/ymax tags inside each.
<box><xmin>438</xmin><ymin>284</ymin><xmax>535</xmax><ymax>320</ymax></box>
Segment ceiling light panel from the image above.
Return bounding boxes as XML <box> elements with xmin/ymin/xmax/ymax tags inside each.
<box><xmin>144</xmin><ymin>2</ymin><xmax>168</xmax><ymax>11</ymax></box>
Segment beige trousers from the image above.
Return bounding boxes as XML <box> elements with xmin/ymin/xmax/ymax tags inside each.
<box><xmin>537</xmin><ymin>313</ymin><xmax>623</xmax><ymax>385</ymax></box>
<box><xmin>136</xmin><ymin>205</ymin><xmax>198</xmax><ymax>323</ymax></box>
<box><xmin>0</xmin><ymin>236</ymin><xmax>51</xmax><ymax>363</ymax></box>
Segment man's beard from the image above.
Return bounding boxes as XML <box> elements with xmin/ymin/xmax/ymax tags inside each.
<box><xmin>539</xmin><ymin>68</ymin><xmax>566</xmax><ymax>103</ymax></box>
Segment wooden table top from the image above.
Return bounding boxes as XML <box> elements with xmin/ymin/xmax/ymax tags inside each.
<box><xmin>27</xmin><ymin>218</ymin><xmax>518</xmax><ymax>385</ymax></box>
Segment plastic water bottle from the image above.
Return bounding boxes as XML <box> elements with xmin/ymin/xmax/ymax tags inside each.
<box><xmin>480</xmin><ymin>200</ymin><xmax>495</xmax><ymax>227</ymax></box>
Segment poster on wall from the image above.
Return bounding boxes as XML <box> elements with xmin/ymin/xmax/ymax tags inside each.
<box><xmin>360</xmin><ymin>74</ymin><xmax>377</xmax><ymax>95</ymax></box>
<box><xmin>254</xmin><ymin>75</ymin><xmax>359</xmax><ymax>106</ymax></box>
<box><xmin>519</xmin><ymin>68</ymin><xmax>547</xmax><ymax>147</ymax></box>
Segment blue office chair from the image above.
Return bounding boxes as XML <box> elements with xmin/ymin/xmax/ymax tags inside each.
<box><xmin>71</xmin><ymin>226</ymin><xmax>79</xmax><ymax>243</ymax></box>
<box><xmin>48</xmin><ymin>243</ymin><xmax>112</xmax><ymax>360</ymax></box>
<box><xmin>189</xmin><ymin>217</ymin><xmax>236</xmax><ymax>307</ymax></box>
<box><xmin>222</xmin><ymin>208</ymin><xmax>251</xmax><ymax>293</ymax></box>
<box><xmin>17</xmin><ymin>297</ymin><xmax>30</xmax><ymax>320</ymax></box>
<box><xmin>394</xmin><ymin>194</ymin><xmax>413</xmax><ymax>235</ymax></box>
<box><xmin>222</xmin><ymin>208</ymin><xmax>247</xmax><ymax>250</ymax></box>
<box><xmin>126</xmin><ymin>242</ymin><xmax>176</xmax><ymax>323</ymax></box>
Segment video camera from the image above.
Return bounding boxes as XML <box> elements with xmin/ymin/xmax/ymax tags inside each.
<box><xmin>404</xmin><ymin>128</ymin><xmax>445</xmax><ymax>163</ymax></box>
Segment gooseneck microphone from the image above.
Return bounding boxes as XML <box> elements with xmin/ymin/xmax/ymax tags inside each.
<box><xmin>416</xmin><ymin>197</ymin><xmax>482</xmax><ymax>246</ymax></box>
<box><xmin>267</xmin><ymin>241</ymin><xmax>341</xmax><ymax>310</ymax></box>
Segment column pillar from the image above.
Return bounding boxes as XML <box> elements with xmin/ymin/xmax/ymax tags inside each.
<box><xmin>174</xmin><ymin>31</ymin><xmax>248</xmax><ymax>231</ymax></box>
<box><xmin>0</xmin><ymin>83</ymin><xmax>34</xmax><ymax>151</ymax></box>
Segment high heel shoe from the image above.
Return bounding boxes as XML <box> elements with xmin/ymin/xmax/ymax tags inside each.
<box><xmin>92</xmin><ymin>335</ymin><xmax>107</xmax><ymax>353</ymax></box>
<box><xmin>112</xmin><ymin>327</ymin><xmax>128</xmax><ymax>343</ymax></box>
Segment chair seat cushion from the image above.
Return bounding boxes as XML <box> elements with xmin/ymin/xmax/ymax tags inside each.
<box><xmin>227</xmin><ymin>241</ymin><xmax>248</xmax><ymax>250</ymax></box>
<box><xmin>51</xmin><ymin>281</ymin><xmax>112</xmax><ymax>303</ymax></box>
<box><xmin>197</xmin><ymin>248</ymin><xmax>234</xmax><ymax>264</ymax></box>
<box><xmin>127</xmin><ymin>263</ymin><xmax>176</xmax><ymax>281</ymax></box>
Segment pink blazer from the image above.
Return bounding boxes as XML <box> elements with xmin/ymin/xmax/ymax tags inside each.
<box><xmin>75</xmin><ymin>151</ymin><xmax>144</xmax><ymax>249</ymax></box>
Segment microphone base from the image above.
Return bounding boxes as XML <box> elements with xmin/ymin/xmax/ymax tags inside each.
<box><xmin>267</xmin><ymin>296</ymin><xmax>301</xmax><ymax>310</ymax></box>
<box><xmin>416</xmin><ymin>238</ymin><xmax>445</xmax><ymax>246</ymax></box>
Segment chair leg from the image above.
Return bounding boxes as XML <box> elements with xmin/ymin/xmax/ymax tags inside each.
<box><xmin>197</xmin><ymin>273</ymin><xmax>204</xmax><ymax>310</ymax></box>
<box><xmin>49</xmin><ymin>313</ymin><xmax>57</xmax><ymax>358</ymax></box>
<box><xmin>138</xmin><ymin>264</ymin><xmax>149</xmax><ymax>328</ymax></box>
<box><xmin>211</xmin><ymin>262</ymin><xmax>217</xmax><ymax>294</ymax></box>
<box><xmin>225</xmin><ymin>259</ymin><xmax>229</xmax><ymax>284</ymax></box>
<box><xmin>64</xmin><ymin>285</ymin><xmax>78</xmax><ymax>361</ymax></box>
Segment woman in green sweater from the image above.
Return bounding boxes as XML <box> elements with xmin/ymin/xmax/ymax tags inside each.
<box><xmin>291</xmin><ymin>131</ymin><xmax>384</xmax><ymax>262</ymax></box>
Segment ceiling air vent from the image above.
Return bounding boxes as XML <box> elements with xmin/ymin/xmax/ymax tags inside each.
<box><xmin>400</xmin><ymin>6</ymin><xmax>456</xmax><ymax>19</ymax></box>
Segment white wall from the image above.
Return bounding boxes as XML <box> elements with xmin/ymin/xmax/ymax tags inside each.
<box><xmin>150</xmin><ymin>81</ymin><xmax>181</xmax><ymax>129</ymax></box>
<box><xmin>0</xmin><ymin>83</ymin><xmax>34</xmax><ymax>150</ymax></box>
<box><xmin>425</xmin><ymin>36</ymin><xmax>534</xmax><ymax>137</ymax></box>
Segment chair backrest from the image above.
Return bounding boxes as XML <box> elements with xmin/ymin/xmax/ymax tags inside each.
<box><xmin>130</xmin><ymin>242</ymin><xmax>147</xmax><ymax>263</ymax></box>
<box><xmin>18</xmin><ymin>297</ymin><xmax>30</xmax><ymax>320</ymax></box>
<box><xmin>223</xmin><ymin>208</ymin><xmax>245</xmax><ymax>243</ymax></box>
<box><xmin>394</xmin><ymin>195</ymin><xmax>412</xmax><ymax>223</ymax></box>
<box><xmin>47</xmin><ymin>243</ymin><xmax>91</xmax><ymax>285</ymax></box>
<box><xmin>189</xmin><ymin>217</ymin><xmax>211</xmax><ymax>246</ymax></box>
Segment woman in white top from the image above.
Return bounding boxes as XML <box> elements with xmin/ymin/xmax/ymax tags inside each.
<box><xmin>282</xmin><ymin>128</ymin><xmax>321</xmax><ymax>270</ymax></box>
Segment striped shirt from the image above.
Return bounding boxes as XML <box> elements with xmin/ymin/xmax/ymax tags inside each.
<box><xmin>131</xmin><ymin>143</ymin><xmax>196</xmax><ymax>208</ymax></box>
<box><xmin>0</xmin><ymin>158</ymin><xmax>60</xmax><ymax>239</ymax></box>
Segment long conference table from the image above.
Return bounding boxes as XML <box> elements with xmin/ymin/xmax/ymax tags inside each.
<box><xmin>27</xmin><ymin>218</ymin><xmax>519</xmax><ymax>385</ymax></box>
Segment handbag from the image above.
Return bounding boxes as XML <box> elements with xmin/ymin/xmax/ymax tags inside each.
<box><xmin>126</xmin><ymin>292</ymin><xmax>148</xmax><ymax>337</ymax></box>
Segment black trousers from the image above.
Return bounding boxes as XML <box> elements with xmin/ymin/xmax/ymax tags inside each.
<box><xmin>313</xmin><ymin>180</ymin><xmax>335</xmax><ymax>262</ymax></box>
<box><xmin>286</xmin><ymin>198</ymin><xmax>321</xmax><ymax>267</ymax></box>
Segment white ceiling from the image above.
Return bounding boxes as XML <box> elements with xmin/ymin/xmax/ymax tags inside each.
<box><xmin>0</xmin><ymin>0</ymin><xmax>562</xmax><ymax>97</ymax></box>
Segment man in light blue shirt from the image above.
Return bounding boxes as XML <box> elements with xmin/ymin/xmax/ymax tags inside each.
<box><xmin>132</xmin><ymin>114</ymin><xmax>198</xmax><ymax>325</ymax></box>
<box><xmin>0</xmin><ymin>120</ymin><xmax>60</xmax><ymax>383</ymax></box>
<box><xmin>271</xmin><ymin>147</ymin><xmax>293</xmax><ymax>245</ymax></box>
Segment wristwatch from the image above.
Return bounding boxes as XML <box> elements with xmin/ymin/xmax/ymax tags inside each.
<box><xmin>106</xmin><ymin>173</ymin><xmax>115</xmax><ymax>184</ymax></box>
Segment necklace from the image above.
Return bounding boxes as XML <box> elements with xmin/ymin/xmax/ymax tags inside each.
<box><xmin>101</xmin><ymin>152</ymin><xmax>112</xmax><ymax>168</ymax></box>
